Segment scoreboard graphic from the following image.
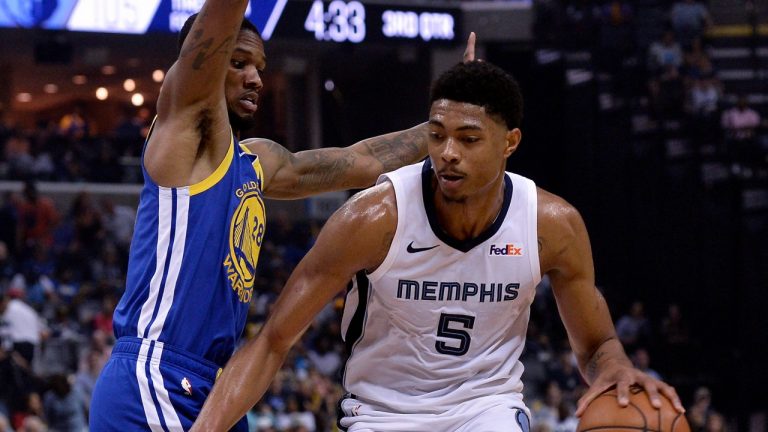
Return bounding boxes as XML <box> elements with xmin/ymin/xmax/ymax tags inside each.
<box><xmin>0</xmin><ymin>0</ymin><xmax>486</xmax><ymax>46</ymax></box>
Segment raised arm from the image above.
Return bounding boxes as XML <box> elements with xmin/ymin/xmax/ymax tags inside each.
<box><xmin>245</xmin><ymin>123</ymin><xmax>428</xmax><ymax>199</ymax></box>
<box><xmin>190</xmin><ymin>183</ymin><xmax>398</xmax><ymax>431</ymax></box>
<box><xmin>536</xmin><ymin>189</ymin><xmax>684</xmax><ymax>416</ymax></box>
<box><xmin>145</xmin><ymin>0</ymin><xmax>252</xmax><ymax>187</ymax></box>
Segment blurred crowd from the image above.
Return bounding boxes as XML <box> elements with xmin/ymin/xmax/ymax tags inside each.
<box><xmin>0</xmin><ymin>0</ymin><xmax>757</xmax><ymax>431</ymax></box>
<box><xmin>535</xmin><ymin>0</ymin><xmax>766</xmax><ymax>173</ymax></box>
<box><xmin>0</xmin><ymin>105</ymin><xmax>150</xmax><ymax>184</ymax></box>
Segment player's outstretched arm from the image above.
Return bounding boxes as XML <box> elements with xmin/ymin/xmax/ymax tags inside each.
<box><xmin>537</xmin><ymin>189</ymin><xmax>684</xmax><ymax>417</ymax></box>
<box><xmin>244</xmin><ymin>124</ymin><xmax>428</xmax><ymax>199</ymax></box>
<box><xmin>145</xmin><ymin>0</ymin><xmax>251</xmax><ymax>186</ymax></box>
<box><xmin>190</xmin><ymin>183</ymin><xmax>397</xmax><ymax>431</ymax></box>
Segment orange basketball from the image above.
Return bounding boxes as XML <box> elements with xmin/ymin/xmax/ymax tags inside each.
<box><xmin>577</xmin><ymin>386</ymin><xmax>690</xmax><ymax>432</ymax></box>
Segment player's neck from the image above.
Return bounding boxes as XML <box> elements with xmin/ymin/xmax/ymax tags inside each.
<box><xmin>433</xmin><ymin>177</ymin><xmax>506</xmax><ymax>242</ymax></box>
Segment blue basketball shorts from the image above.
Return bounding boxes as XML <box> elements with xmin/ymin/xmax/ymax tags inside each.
<box><xmin>89</xmin><ymin>337</ymin><xmax>247</xmax><ymax>431</ymax></box>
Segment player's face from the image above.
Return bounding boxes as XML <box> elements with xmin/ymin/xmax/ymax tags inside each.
<box><xmin>427</xmin><ymin>99</ymin><xmax>520</xmax><ymax>202</ymax></box>
<box><xmin>225</xmin><ymin>29</ymin><xmax>266</xmax><ymax>131</ymax></box>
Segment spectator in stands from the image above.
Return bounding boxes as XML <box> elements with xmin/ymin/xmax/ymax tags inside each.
<box><xmin>73</xmin><ymin>347</ymin><xmax>102</xmax><ymax>415</ymax></box>
<box><xmin>615</xmin><ymin>301</ymin><xmax>651</xmax><ymax>352</ymax></box>
<box><xmin>563</xmin><ymin>0</ymin><xmax>598</xmax><ymax>49</ymax></box>
<box><xmin>69</xmin><ymin>191</ymin><xmax>105</xmax><ymax>256</ymax></box>
<box><xmin>43</xmin><ymin>374</ymin><xmax>87</xmax><ymax>432</ymax></box>
<box><xmin>631</xmin><ymin>348</ymin><xmax>661</xmax><ymax>381</ymax></box>
<box><xmin>648</xmin><ymin>32</ymin><xmax>685</xmax><ymax>118</ymax></box>
<box><xmin>99</xmin><ymin>197</ymin><xmax>136</xmax><ymax>250</ymax></box>
<box><xmin>721</xmin><ymin>95</ymin><xmax>763</xmax><ymax>167</ymax></box>
<box><xmin>704</xmin><ymin>411</ymin><xmax>726</xmax><ymax>432</ymax></box>
<box><xmin>596</xmin><ymin>0</ymin><xmax>634</xmax><ymax>74</ymax></box>
<box><xmin>58</xmin><ymin>104</ymin><xmax>89</xmax><ymax>140</ymax></box>
<box><xmin>0</xmin><ymin>413</ymin><xmax>9</xmax><ymax>432</ymax></box>
<box><xmin>306</xmin><ymin>334</ymin><xmax>342</xmax><ymax>378</ymax></box>
<box><xmin>16</xmin><ymin>180</ymin><xmax>59</xmax><ymax>250</ymax></box>
<box><xmin>4</xmin><ymin>133</ymin><xmax>34</xmax><ymax>179</ymax></box>
<box><xmin>0</xmin><ymin>193</ymin><xmax>19</xmax><ymax>255</ymax></box>
<box><xmin>648</xmin><ymin>30</ymin><xmax>683</xmax><ymax>75</ymax></box>
<box><xmin>531</xmin><ymin>381</ymin><xmax>563</xmax><ymax>432</ymax></box>
<box><xmin>683</xmin><ymin>38</ymin><xmax>715</xmax><ymax>81</ymax></box>
<box><xmin>688</xmin><ymin>74</ymin><xmax>722</xmax><ymax>118</ymax></box>
<box><xmin>687</xmin><ymin>73</ymin><xmax>722</xmax><ymax>148</ymax></box>
<box><xmin>688</xmin><ymin>386</ymin><xmax>714</xmax><ymax>432</ymax></box>
<box><xmin>11</xmin><ymin>392</ymin><xmax>44</xmax><ymax>432</ymax></box>
<box><xmin>40</xmin><ymin>306</ymin><xmax>82</xmax><ymax>375</ymax></box>
<box><xmin>548</xmin><ymin>350</ymin><xmax>583</xmax><ymax>400</ymax></box>
<box><xmin>0</xmin><ymin>287</ymin><xmax>47</xmax><ymax>366</ymax></box>
<box><xmin>0</xmin><ymin>242</ymin><xmax>16</xmax><ymax>288</ymax></box>
<box><xmin>671</xmin><ymin>0</ymin><xmax>713</xmax><ymax>48</ymax></box>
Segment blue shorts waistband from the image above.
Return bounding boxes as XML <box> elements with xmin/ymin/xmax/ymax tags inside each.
<box><xmin>112</xmin><ymin>336</ymin><xmax>222</xmax><ymax>382</ymax></box>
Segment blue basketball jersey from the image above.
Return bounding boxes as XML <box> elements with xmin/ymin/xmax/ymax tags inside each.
<box><xmin>113</xmin><ymin>128</ymin><xmax>266</xmax><ymax>367</ymax></box>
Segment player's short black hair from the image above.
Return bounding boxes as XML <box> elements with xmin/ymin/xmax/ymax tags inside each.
<box><xmin>178</xmin><ymin>13</ymin><xmax>261</xmax><ymax>54</ymax></box>
<box><xmin>430</xmin><ymin>61</ymin><xmax>523</xmax><ymax>130</ymax></box>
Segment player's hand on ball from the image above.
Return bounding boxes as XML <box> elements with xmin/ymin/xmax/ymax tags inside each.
<box><xmin>575</xmin><ymin>363</ymin><xmax>685</xmax><ymax>417</ymax></box>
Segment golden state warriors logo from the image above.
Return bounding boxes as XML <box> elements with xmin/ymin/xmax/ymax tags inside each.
<box><xmin>223</xmin><ymin>181</ymin><xmax>265</xmax><ymax>303</ymax></box>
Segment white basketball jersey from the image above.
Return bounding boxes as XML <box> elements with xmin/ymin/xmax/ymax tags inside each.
<box><xmin>340</xmin><ymin>160</ymin><xmax>541</xmax><ymax>415</ymax></box>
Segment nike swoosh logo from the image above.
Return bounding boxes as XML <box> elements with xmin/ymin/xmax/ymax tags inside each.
<box><xmin>406</xmin><ymin>241</ymin><xmax>439</xmax><ymax>253</ymax></box>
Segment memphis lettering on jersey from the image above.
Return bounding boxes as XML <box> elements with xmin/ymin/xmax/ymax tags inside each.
<box><xmin>397</xmin><ymin>280</ymin><xmax>520</xmax><ymax>303</ymax></box>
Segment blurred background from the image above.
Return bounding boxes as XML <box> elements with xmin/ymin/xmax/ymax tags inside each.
<box><xmin>0</xmin><ymin>0</ymin><xmax>766</xmax><ymax>431</ymax></box>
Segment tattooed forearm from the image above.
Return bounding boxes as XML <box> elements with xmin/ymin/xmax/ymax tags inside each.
<box><xmin>179</xmin><ymin>33</ymin><xmax>234</xmax><ymax>70</ymax></box>
<box><xmin>363</xmin><ymin>125</ymin><xmax>428</xmax><ymax>172</ymax></box>
<box><xmin>295</xmin><ymin>151</ymin><xmax>357</xmax><ymax>191</ymax></box>
<box><xmin>586</xmin><ymin>350</ymin><xmax>605</xmax><ymax>381</ymax></box>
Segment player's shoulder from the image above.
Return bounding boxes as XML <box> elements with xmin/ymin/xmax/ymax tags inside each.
<box><xmin>339</xmin><ymin>181</ymin><xmax>397</xmax><ymax>226</ymax></box>
<box><xmin>536</xmin><ymin>187</ymin><xmax>586</xmax><ymax>239</ymax></box>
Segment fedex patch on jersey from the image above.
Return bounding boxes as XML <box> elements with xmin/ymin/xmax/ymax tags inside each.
<box><xmin>489</xmin><ymin>243</ymin><xmax>524</xmax><ymax>257</ymax></box>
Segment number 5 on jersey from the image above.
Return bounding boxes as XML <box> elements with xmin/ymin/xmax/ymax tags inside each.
<box><xmin>435</xmin><ymin>313</ymin><xmax>475</xmax><ymax>356</ymax></box>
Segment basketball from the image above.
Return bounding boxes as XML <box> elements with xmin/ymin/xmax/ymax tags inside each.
<box><xmin>577</xmin><ymin>386</ymin><xmax>690</xmax><ymax>432</ymax></box>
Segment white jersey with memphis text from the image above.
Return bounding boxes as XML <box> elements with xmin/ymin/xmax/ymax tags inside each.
<box><xmin>340</xmin><ymin>159</ymin><xmax>541</xmax><ymax>417</ymax></box>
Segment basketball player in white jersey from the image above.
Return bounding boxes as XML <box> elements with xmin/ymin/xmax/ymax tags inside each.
<box><xmin>191</xmin><ymin>61</ymin><xmax>685</xmax><ymax>431</ymax></box>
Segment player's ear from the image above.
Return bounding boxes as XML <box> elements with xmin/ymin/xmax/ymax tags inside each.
<box><xmin>504</xmin><ymin>128</ymin><xmax>521</xmax><ymax>158</ymax></box>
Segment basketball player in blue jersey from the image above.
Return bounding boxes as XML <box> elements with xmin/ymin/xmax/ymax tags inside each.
<box><xmin>88</xmin><ymin>1</ymin><xmax>477</xmax><ymax>430</ymax></box>
<box><xmin>191</xmin><ymin>61</ymin><xmax>686</xmax><ymax>432</ymax></box>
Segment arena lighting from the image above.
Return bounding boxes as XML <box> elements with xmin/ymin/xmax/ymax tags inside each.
<box><xmin>95</xmin><ymin>87</ymin><xmax>108</xmax><ymax>100</ymax></box>
<box><xmin>101</xmin><ymin>65</ymin><xmax>116</xmax><ymax>75</ymax></box>
<box><xmin>72</xmin><ymin>75</ymin><xmax>87</xmax><ymax>85</ymax></box>
<box><xmin>131</xmin><ymin>93</ymin><xmax>144</xmax><ymax>107</ymax></box>
<box><xmin>16</xmin><ymin>93</ymin><xmax>32</xmax><ymax>102</ymax></box>
<box><xmin>123</xmin><ymin>79</ymin><xmax>136</xmax><ymax>92</ymax></box>
<box><xmin>324</xmin><ymin>79</ymin><xmax>335</xmax><ymax>92</ymax></box>
<box><xmin>152</xmin><ymin>69</ymin><xmax>164</xmax><ymax>83</ymax></box>
<box><xmin>43</xmin><ymin>84</ymin><xmax>58</xmax><ymax>94</ymax></box>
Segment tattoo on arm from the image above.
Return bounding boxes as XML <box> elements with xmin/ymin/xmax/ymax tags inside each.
<box><xmin>537</xmin><ymin>237</ymin><xmax>543</xmax><ymax>253</ymax></box>
<box><xmin>180</xmin><ymin>33</ymin><xmax>234</xmax><ymax>70</ymax></box>
<box><xmin>364</xmin><ymin>127</ymin><xmax>426</xmax><ymax>172</ymax></box>
<box><xmin>261</xmin><ymin>140</ymin><xmax>359</xmax><ymax>194</ymax></box>
<box><xmin>586</xmin><ymin>350</ymin><xmax>605</xmax><ymax>381</ymax></box>
<box><xmin>295</xmin><ymin>151</ymin><xmax>357</xmax><ymax>191</ymax></box>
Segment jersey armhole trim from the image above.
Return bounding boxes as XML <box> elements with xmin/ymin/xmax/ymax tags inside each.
<box><xmin>189</xmin><ymin>131</ymin><xmax>235</xmax><ymax>196</ymax></box>
<box><xmin>527</xmin><ymin>179</ymin><xmax>542</xmax><ymax>286</ymax></box>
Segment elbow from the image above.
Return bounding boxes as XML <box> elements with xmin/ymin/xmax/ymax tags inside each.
<box><xmin>262</xmin><ymin>324</ymin><xmax>296</xmax><ymax>358</ymax></box>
